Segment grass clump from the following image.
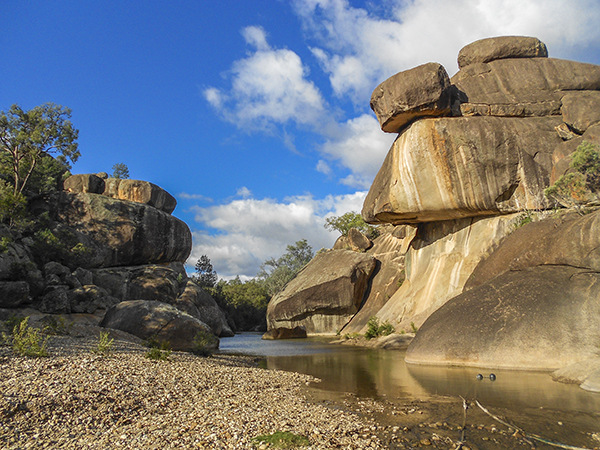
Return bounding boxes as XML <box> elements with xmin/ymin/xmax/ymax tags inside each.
<box><xmin>191</xmin><ymin>330</ymin><xmax>218</xmax><ymax>357</ymax></box>
<box><xmin>364</xmin><ymin>316</ymin><xmax>395</xmax><ymax>340</ymax></box>
<box><xmin>144</xmin><ymin>336</ymin><xmax>172</xmax><ymax>361</ymax></box>
<box><xmin>252</xmin><ymin>431</ymin><xmax>310</xmax><ymax>449</ymax></box>
<box><xmin>92</xmin><ymin>331</ymin><xmax>114</xmax><ymax>356</ymax></box>
<box><xmin>2</xmin><ymin>317</ymin><xmax>49</xmax><ymax>357</ymax></box>
<box><xmin>41</xmin><ymin>315</ymin><xmax>72</xmax><ymax>336</ymax></box>
<box><xmin>545</xmin><ymin>141</ymin><xmax>600</xmax><ymax>210</ymax></box>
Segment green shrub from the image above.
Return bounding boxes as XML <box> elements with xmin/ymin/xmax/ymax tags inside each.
<box><xmin>3</xmin><ymin>317</ymin><xmax>49</xmax><ymax>357</ymax></box>
<box><xmin>191</xmin><ymin>330</ymin><xmax>218</xmax><ymax>357</ymax></box>
<box><xmin>0</xmin><ymin>236</ymin><xmax>13</xmax><ymax>253</ymax></box>
<box><xmin>144</xmin><ymin>337</ymin><xmax>171</xmax><ymax>361</ymax></box>
<box><xmin>252</xmin><ymin>431</ymin><xmax>310</xmax><ymax>449</ymax></box>
<box><xmin>41</xmin><ymin>315</ymin><xmax>72</xmax><ymax>335</ymax></box>
<box><xmin>364</xmin><ymin>316</ymin><xmax>395</xmax><ymax>340</ymax></box>
<box><xmin>92</xmin><ymin>331</ymin><xmax>114</xmax><ymax>356</ymax></box>
<box><xmin>545</xmin><ymin>141</ymin><xmax>600</xmax><ymax>209</ymax></box>
<box><xmin>411</xmin><ymin>322</ymin><xmax>418</xmax><ymax>333</ymax></box>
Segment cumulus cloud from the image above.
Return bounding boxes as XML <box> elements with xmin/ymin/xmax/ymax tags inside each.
<box><xmin>203</xmin><ymin>25</ymin><xmax>327</xmax><ymax>131</ymax></box>
<box><xmin>320</xmin><ymin>114</ymin><xmax>396</xmax><ymax>188</ymax></box>
<box><xmin>294</xmin><ymin>0</ymin><xmax>600</xmax><ymax>103</ymax></box>
<box><xmin>188</xmin><ymin>192</ymin><xmax>368</xmax><ymax>279</ymax></box>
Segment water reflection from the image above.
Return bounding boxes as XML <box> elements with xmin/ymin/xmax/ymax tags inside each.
<box><xmin>220</xmin><ymin>333</ymin><xmax>600</xmax><ymax>415</ymax></box>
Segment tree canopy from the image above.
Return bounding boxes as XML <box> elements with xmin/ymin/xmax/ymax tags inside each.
<box><xmin>112</xmin><ymin>162</ymin><xmax>130</xmax><ymax>179</ymax></box>
<box><xmin>193</xmin><ymin>255</ymin><xmax>218</xmax><ymax>289</ymax></box>
<box><xmin>324</xmin><ymin>211</ymin><xmax>379</xmax><ymax>239</ymax></box>
<box><xmin>0</xmin><ymin>103</ymin><xmax>79</xmax><ymax>196</ymax></box>
<box><xmin>256</xmin><ymin>238</ymin><xmax>314</xmax><ymax>296</ymax></box>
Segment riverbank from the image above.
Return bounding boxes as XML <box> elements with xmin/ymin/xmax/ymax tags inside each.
<box><xmin>2</xmin><ymin>328</ymin><xmax>599</xmax><ymax>449</ymax></box>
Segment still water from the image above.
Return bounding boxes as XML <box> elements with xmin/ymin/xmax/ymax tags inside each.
<box><xmin>220</xmin><ymin>333</ymin><xmax>600</xmax><ymax>417</ymax></box>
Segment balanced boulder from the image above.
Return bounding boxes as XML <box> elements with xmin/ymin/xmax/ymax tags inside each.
<box><xmin>267</xmin><ymin>250</ymin><xmax>376</xmax><ymax>334</ymax></box>
<box><xmin>370</xmin><ymin>63</ymin><xmax>455</xmax><ymax>133</ymax></box>
<box><xmin>103</xmin><ymin>179</ymin><xmax>177</xmax><ymax>214</ymax></box>
<box><xmin>457</xmin><ymin>36</ymin><xmax>547</xmax><ymax>69</ymax></box>
<box><xmin>452</xmin><ymin>58</ymin><xmax>600</xmax><ymax>117</ymax></box>
<box><xmin>362</xmin><ymin>116</ymin><xmax>562</xmax><ymax>224</ymax></box>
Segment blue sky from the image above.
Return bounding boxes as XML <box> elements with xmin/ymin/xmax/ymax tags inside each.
<box><xmin>3</xmin><ymin>0</ymin><xmax>600</xmax><ymax>280</ymax></box>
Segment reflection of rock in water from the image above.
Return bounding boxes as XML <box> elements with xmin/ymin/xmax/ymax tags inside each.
<box><xmin>406</xmin><ymin>364</ymin><xmax>600</xmax><ymax>414</ymax></box>
<box><xmin>267</xmin><ymin>351</ymin><xmax>380</xmax><ymax>399</ymax></box>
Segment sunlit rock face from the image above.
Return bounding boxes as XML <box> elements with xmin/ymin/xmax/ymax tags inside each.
<box><xmin>457</xmin><ymin>36</ymin><xmax>548</xmax><ymax>68</ymax></box>
<box><xmin>46</xmin><ymin>192</ymin><xmax>191</xmax><ymax>268</ymax></box>
<box><xmin>266</xmin><ymin>250</ymin><xmax>376</xmax><ymax>334</ymax></box>
<box><xmin>350</xmin><ymin>36</ymin><xmax>600</xmax><ymax>374</ymax></box>
<box><xmin>362</xmin><ymin>116</ymin><xmax>562</xmax><ymax>224</ymax></box>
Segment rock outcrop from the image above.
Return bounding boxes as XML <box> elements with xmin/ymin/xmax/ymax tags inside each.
<box><xmin>266</xmin><ymin>249</ymin><xmax>376</xmax><ymax>334</ymax></box>
<box><xmin>100</xmin><ymin>300</ymin><xmax>218</xmax><ymax>352</ymax></box>
<box><xmin>1</xmin><ymin>174</ymin><xmax>230</xmax><ymax>350</ymax></box>
<box><xmin>316</xmin><ymin>36</ymin><xmax>600</xmax><ymax>381</ymax></box>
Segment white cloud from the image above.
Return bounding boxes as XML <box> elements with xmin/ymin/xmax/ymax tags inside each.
<box><xmin>320</xmin><ymin>114</ymin><xmax>396</xmax><ymax>188</ymax></box>
<box><xmin>203</xmin><ymin>25</ymin><xmax>327</xmax><ymax>131</ymax></box>
<box><xmin>188</xmin><ymin>192</ymin><xmax>368</xmax><ymax>279</ymax></box>
<box><xmin>177</xmin><ymin>192</ymin><xmax>213</xmax><ymax>202</ymax></box>
<box><xmin>294</xmin><ymin>0</ymin><xmax>600</xmax><ymax>103</ymax></box>
<box><xmin>316</xmin><ymin>159</ymin><xmax>332</xmax><ymax>175</ymax></box>
<box><xmin>236</xmin><ymin>186</ymin><xmax>252</xmax><ymax>198</ymax></box>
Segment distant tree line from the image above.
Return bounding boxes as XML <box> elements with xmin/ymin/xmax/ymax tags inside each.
<box><xmin>192</xmin><ymin>239</ymin><xmax>314</xmax><ymax>331</ymax></box>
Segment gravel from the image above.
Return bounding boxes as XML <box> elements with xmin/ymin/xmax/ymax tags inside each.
<box><xmin>1</xmin><ymin>329</ymin><xmax>387</xmax><ymax>449</ymax></box>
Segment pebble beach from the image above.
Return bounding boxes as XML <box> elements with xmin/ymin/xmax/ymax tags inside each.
<box><xmin>1</xmin><ymin>330</ymin><xmax>390</xmax><ymax>450</ymax></box>
<box><xmin>2</xmin><ymin>328</ymin><xmax>600</xmax><ymax>450</ymax></box>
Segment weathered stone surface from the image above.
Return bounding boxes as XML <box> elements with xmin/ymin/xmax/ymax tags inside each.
<box><xmin>0</xmin><ymin>281</ymin><xmax>29</xmax><ymax>308</ymax></box>
<box><xmin>73</xmin><ymin>267</ymin><xmax>93</xmax><ymax>286</ymax></box>
<box><xmin>406</xmin><ymin>266</ymin><xmax>600</xmax><ymax>370</ymax></box>
<box><xmin>63</xmin><ymin>174</ymin><xmax>105</xmax><ymax>194</ymax></box>
<box><xmin>452</xmin><ymin>58</ymin><xmax>600</xmax><ymax>117</ymax></box>
<box><xmin>347</xmin><ymin>228</ymin><xmax>372</xmax><ymax>252</ymax></box>
<box><xmin>457</xmin><ymin>36</ymin><xmax>548</xmax><ymax>69</ymax></box>
<box><xmin>371</xmin><ymin>63</ymin><xmax>454</xmax><ymax>133</ymax></box>
<box><xmin>341</xmin><ymin>225</ymin><xmax>415</xmax><ymax>334</ymax></box>
<box><xmin>100</xmin><ymin>300</ymin><xmax>217</xmax><ymax>352</ymax></box>
<box><xmin>91</xmin><ymin>263</ymin><xmax>185</xmax><ymax>302</ymax></box>
<box><xmin>362</xmin><ymin>116</ymin><xmax>562</xmax><ymax>224</ymax></box>
<box><xmin>371</xmin><ymin>214</ymin><xmax>521</xmax><ymax>332</ymax></box>
<box><xmin>43</xmin><ymin>261</ymin><xmax>71</xmax><ymax>279</ymax></box>
<box><xmin>37</xmin><ymin>286</ymin><xmax>70</xmax><ymax>314</ymax></box>
<box><xmin>266</xmin><ymin>250</ymin><xmax>377</xmax><ymax>334</ymax></box>
<box><xmin>581</xmin><ymin>370</ymin><xmax>600</xmax><ymax>392</ymax></box>
<box><xmin>561</xmin><ymin>91</ymin><xmax>600</xmax><ymax>134</ymax></box>
<box><xmin>103</xmin><ymin>179</ymin><xmax>177</xmax><ymax>214</ymax></box>
<box><xmin>44</xmin><ymin>192</ymin><xmax>191</xmax><ymax>268</ymax></box>
<box><xmin>176</xmin><ymin>280</ymin><xmax>234</xmax><ymax>337</ymax></box>
<box><xmin>554</xmin><ymin>122</ymin><xmax>579</xmax><ymax>140</ymax></box>
<box><xmin>466</xmin><ymin>209</ymin><xmax>600</xmax><ymax>289</ymax></box>
<box><xmin>262</xmin><ymin>326</ymin><xmax>307</xmax><ymax>340</ymax></box>
<box><xmin>68</xmin><ymin>285</ymin><xmax>119</xmax><ymax>314</ymax></box>
<box><xmin>552</xmin><ymin>358</ymin><xmax>600</xmax><ymax>386</ymax></box>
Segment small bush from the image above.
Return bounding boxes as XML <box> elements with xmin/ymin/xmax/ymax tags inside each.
<box><xmin>191</xmin><ymin>330</ymin><xmax>218</xmax><ymax>357</ymax></box>
<box><xmin>252</xmin><ymin>431</ymin><xmax>310</xmax><ymax>449</ymax></box>
<box><xmin>364</xmin><ymin>316</ymin><xmax>395</xmax><ymax>340</ymax></box>
<box><xmin>411</xmin><ymin>322</ymin><xmax>418</xmax><ymax>333</ymax></box>
<box><xmin>4</xmin><ymin>317</ymin><xmax>49</xmax><ymax>357</ymax></box>
<box><xmin>144</xmin><ymin>337</ymin><xmax>171</xmax><ymax>361</ymax></box>
<box><xmin>92</xmin><ymin>331</ymin><xmax>114</xmax><ymax>356</ymax></box>
<box><xmin>41</xmin><ymin>316</ymin><xmax>72</xmax><ymax>336</ymax></box>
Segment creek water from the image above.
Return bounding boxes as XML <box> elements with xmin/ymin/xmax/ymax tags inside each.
<box><xmin>220</xmin><ymin>333</ymin><xmax>600</xmax><ymax>436</ymax></box>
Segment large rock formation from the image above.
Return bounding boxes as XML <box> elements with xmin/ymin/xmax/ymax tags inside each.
<box><xmin>266</xmin><ymin>249</ymin><xmax>377</xmax><ymax>334</ymax></box>
<box><xmin>326</xmin><ymin>36</ymin><xmax>600</xmax><ymax>380</ymax></box>
<box><xmin>1</xmin><ymin>174</ymin><xmax>231</xmax><ymax>350</ymax></box>
<box><xmin>363</xmin><ymin>116</ymin><xmax>562</xmax><ymax>224</ymax></box>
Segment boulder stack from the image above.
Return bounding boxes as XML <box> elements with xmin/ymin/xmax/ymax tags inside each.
<box><xmin>358</xmin><ymin>36</ymin><xmax>600</xmax><ymax>377</ymax></box>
